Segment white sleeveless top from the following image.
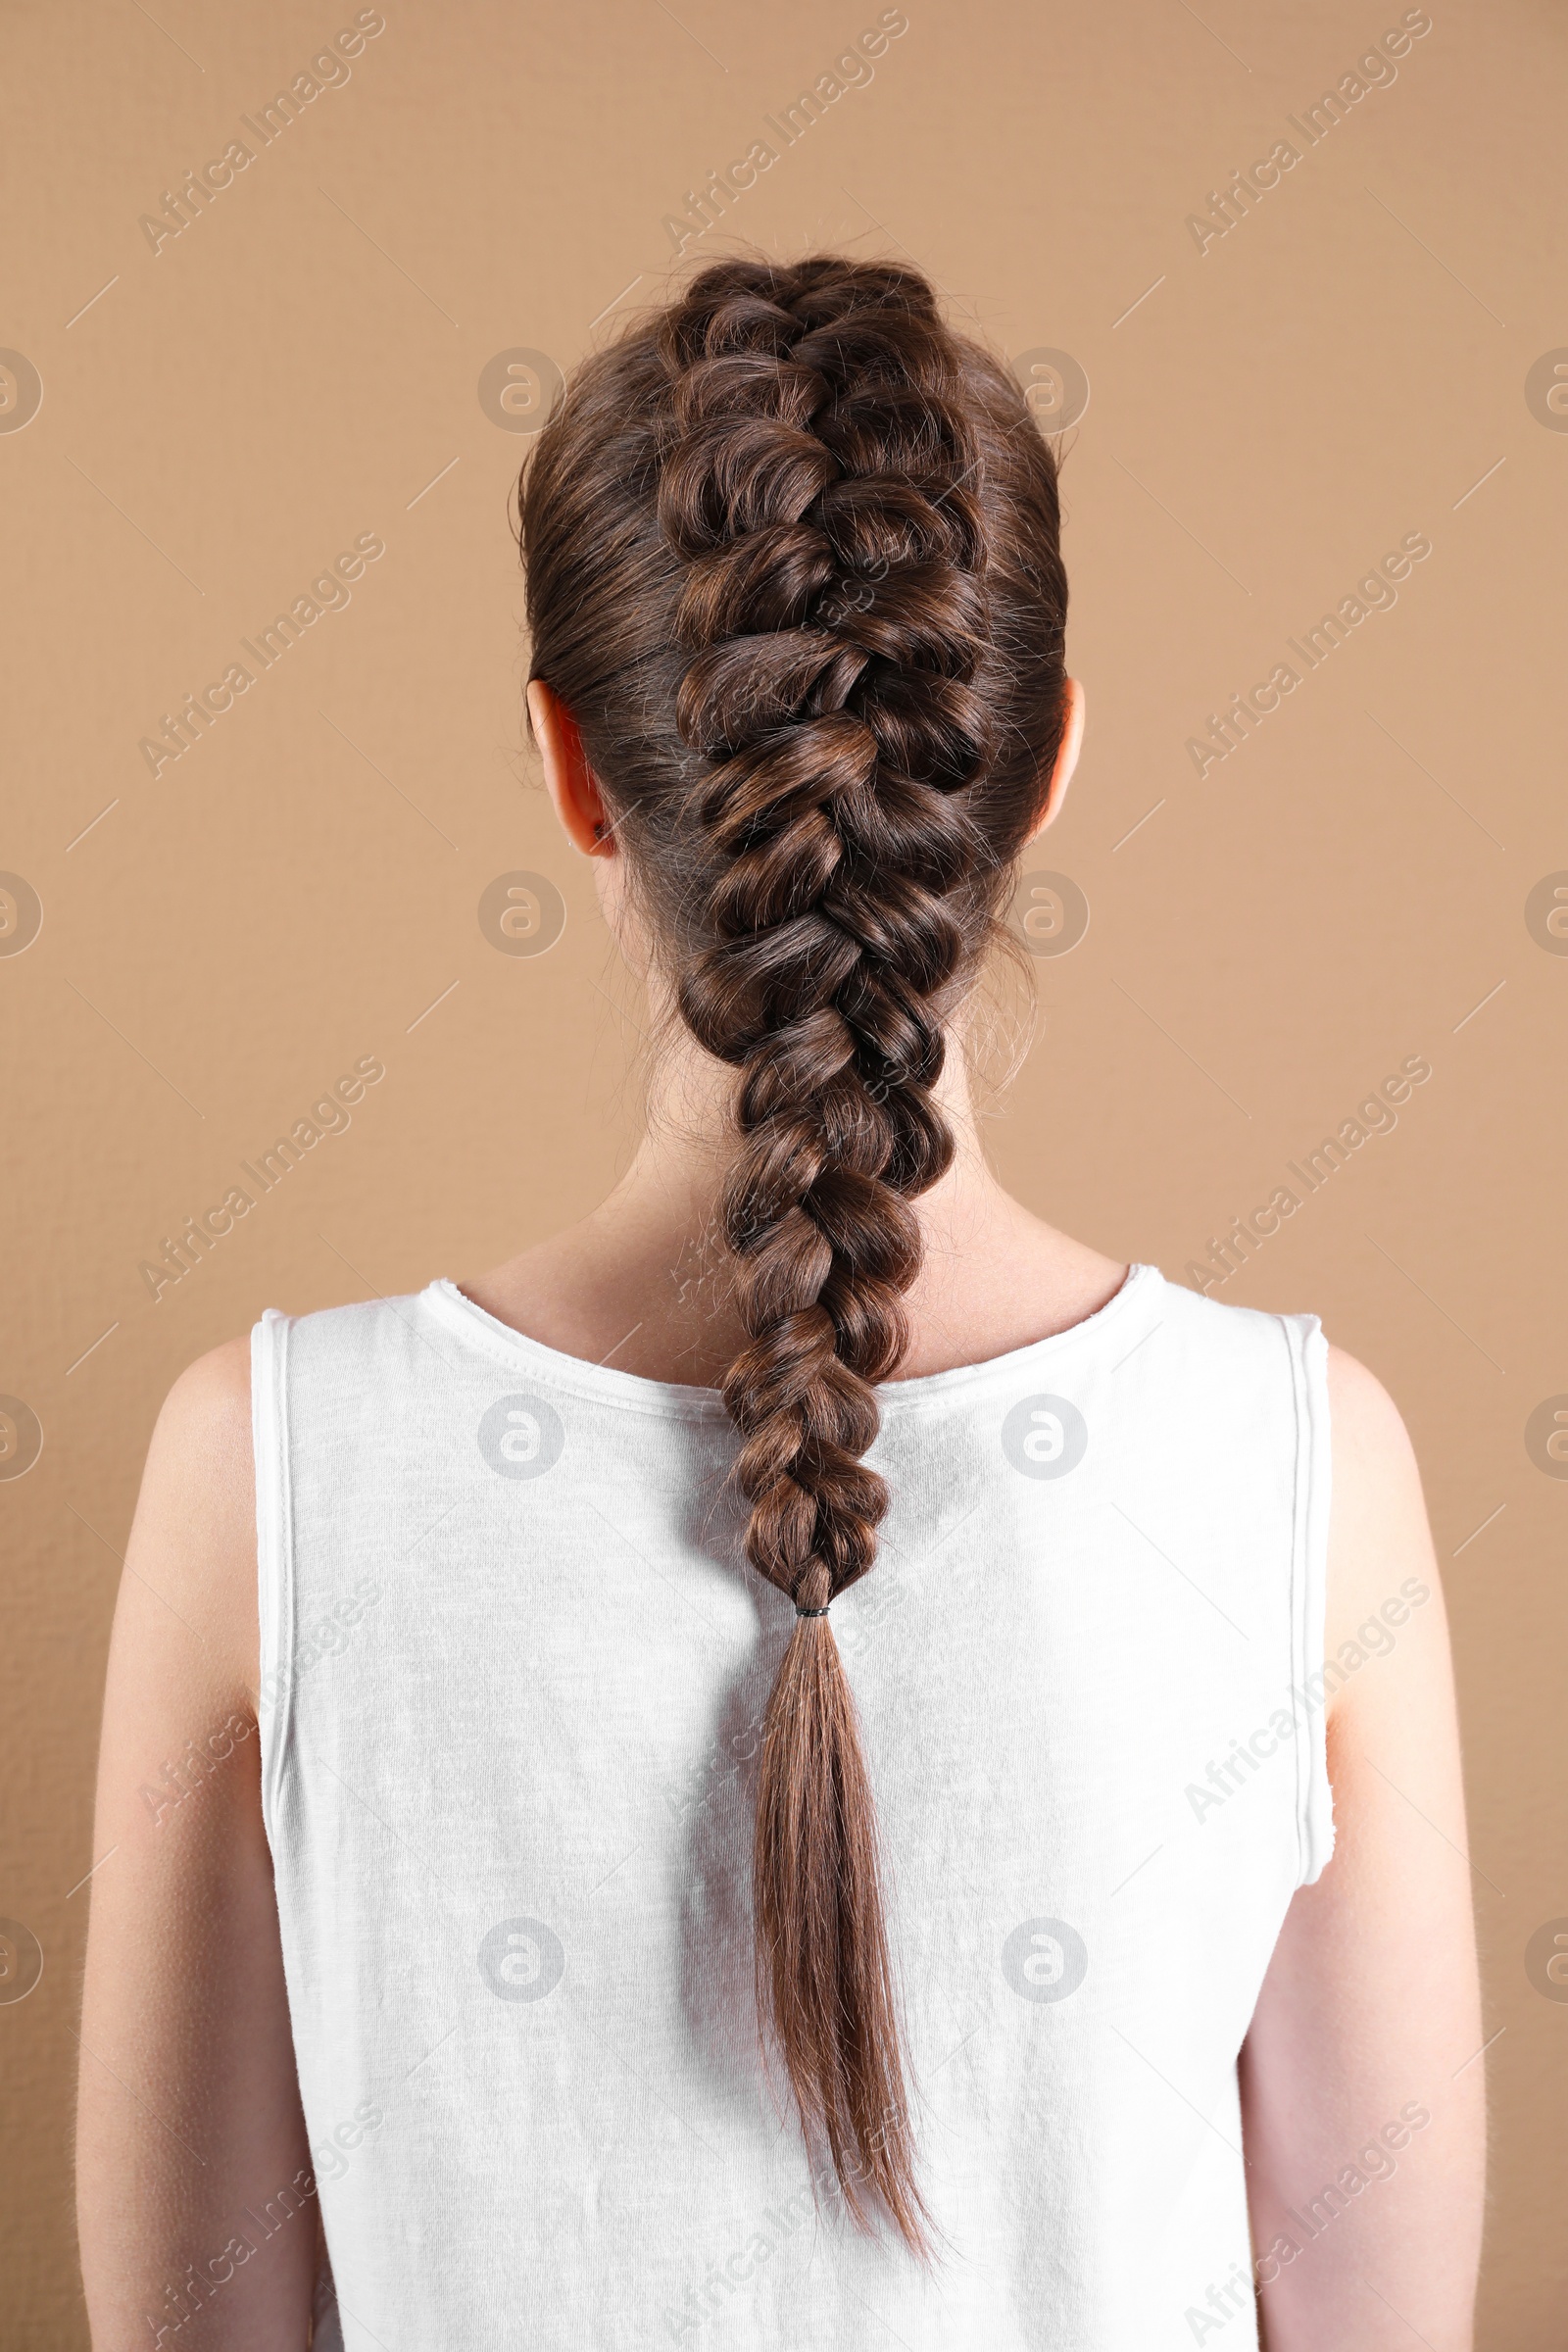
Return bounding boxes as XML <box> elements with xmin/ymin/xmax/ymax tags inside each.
<box><xmin>252</xmin><ymin>1264</ymin><xmax>1334</xmax><ymax>2351</ymax></box>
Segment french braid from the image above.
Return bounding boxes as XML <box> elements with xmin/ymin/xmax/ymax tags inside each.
<box><xmin>520</xmin><ymin>255</ymin><xmax>1069</xmax><ymax>2251</ymax></box>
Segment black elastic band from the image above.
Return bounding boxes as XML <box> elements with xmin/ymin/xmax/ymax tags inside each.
<box><xmin>795</xmin><ymin>1605</ymin><xmax>829</xmax><ymax>1618</ymax></box>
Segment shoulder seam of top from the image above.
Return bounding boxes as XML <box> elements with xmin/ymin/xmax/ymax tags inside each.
<box><xmin>252</xmin><ymin>1307</ymin><xmax>297</xmax><ymax>1854</ymax></box>
<box><xmin>1284</xmin><ymin>1308</ymin><xmax>1335</xmax><ymax>1887</ymax></box>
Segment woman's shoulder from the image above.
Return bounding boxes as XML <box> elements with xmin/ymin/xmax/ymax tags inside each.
<box><xmin>154</xmin><ymin>1332</ymin><xmax>258</xmax><ymax>1494</ymax></box>
<box><xmin>146</xmin><ymin>1333</ymin><xmax>255</xmax><ymax>1512</ymax></box>
<box><xmin>124</xmin><ymin>1336</ymin><xmax>260</xmax><ymax>1700</ymax></box>
<box><xmin>1320</xmin><ymin>1341</ymin><xmax>1442</xmax><ymax>1674</ymax></box>
<box><xmin>163</xmin><ymin>1329</ymin><xmax>254</xmax><ymax>1413</ymax></box>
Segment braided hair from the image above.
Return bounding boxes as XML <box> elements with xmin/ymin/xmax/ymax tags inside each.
<box><xmin>520</xmin><ymin>255</ymin><xmax>1068</xmax><ymax>2251</ymax></box>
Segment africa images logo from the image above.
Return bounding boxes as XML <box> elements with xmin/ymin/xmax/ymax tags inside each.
<box><xmin>477</xmin><ymin>1917</ymin><xmax>565</xmax><ymax>2003</ymax></box>
<box><xmin>1002</xmin><ymin>1918</ymin><xmax>1089</xmax><ymax>2004</ymax></box>
<box><xmin>476</xmin><ymin>1394</ymin><xmax>565</xmax><ymax>1480</ymax></box>
<box><xmin>1001</xmin><ymin>1394</ymin><xmax>1089</xmax><ymax>1480</ymax></box>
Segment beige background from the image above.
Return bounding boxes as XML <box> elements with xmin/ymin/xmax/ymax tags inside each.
<box><xmin>3</xmin><ymin>0</ymin><xmax>1565</xmax><ymax>2338</ymax></box>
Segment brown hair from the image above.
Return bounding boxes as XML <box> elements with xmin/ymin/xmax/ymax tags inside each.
<box><xmin>519</xmin><ymin>253</ymin><xmax>1068</xmax><ymax>2250</ymax></box>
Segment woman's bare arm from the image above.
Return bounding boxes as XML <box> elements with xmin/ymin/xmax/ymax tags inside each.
<box><xmin>1241</xmin><ymin>1345</ymin><xmax>1486</xmax><ymax>2350</ymax></box>
<box><xmin>76</xmin><ymin>1340</ymin><xmax>316</xmax><ymax>2350</ymax></box>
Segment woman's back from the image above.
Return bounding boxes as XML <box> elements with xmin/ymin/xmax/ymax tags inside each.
<box><xmin>257</xmin><ymin>1260</ymin><xmax>1331</xmax><ymax>2347</ymax></box>
<box><xmin>76</xmin><ymin>252</ymin><xmax>1482</xmax><ymax>2352</ymax></box>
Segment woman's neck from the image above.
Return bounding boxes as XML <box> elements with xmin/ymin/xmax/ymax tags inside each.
<box><xmin>464</xmin><ymin>1022</ymin><xmax>1128</xmax><ymax>1389</ymax></box>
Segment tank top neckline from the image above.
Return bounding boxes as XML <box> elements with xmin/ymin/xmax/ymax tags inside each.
<box><xmin>421</xmin><ymin>1260</ymin><xmax>1164</xmax><ymax>1424</ymax></box>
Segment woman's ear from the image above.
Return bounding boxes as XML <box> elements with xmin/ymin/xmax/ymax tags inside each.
<box><xmin>527</xmin><ymin>680</ymin><xmax>612</xmax><ymax>857</ymax></box>
<box><xmin>1024</xmin><ymin>677</ymin><xmax>1085</xmax><ymax>843</ymax></box>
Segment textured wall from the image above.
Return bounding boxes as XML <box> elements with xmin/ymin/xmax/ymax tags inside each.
<box><xmin>2</xmin><ymin>0</ymin><xmax>1564</xmax><ymax>2339</ymax></box>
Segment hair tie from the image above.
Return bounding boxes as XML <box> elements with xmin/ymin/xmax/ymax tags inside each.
<box><xmin>795</xmin><ymin>1604</ymin><xmax>829</xmax><ymax>1618</ymax></box>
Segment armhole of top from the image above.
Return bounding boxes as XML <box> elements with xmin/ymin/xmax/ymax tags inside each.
<box><xmin>1287</xmin><ymin>1311</ymin><xmax>1336</xmax><ymax>1886</ymax></box>
<box><xmin>251</xmin><ymin>1307</ymin><xmax>294</xmax><ymax>1857</ymax></box>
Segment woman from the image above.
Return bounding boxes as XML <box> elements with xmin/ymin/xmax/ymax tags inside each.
<box><xmin>77</xmin><ymin>254</ymin><xmax>1484</xmax><ymax>2349</ymax></box>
